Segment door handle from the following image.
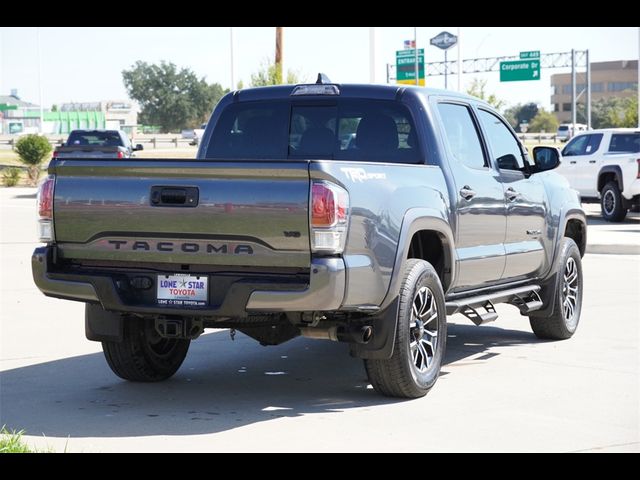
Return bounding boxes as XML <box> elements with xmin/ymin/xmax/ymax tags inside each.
<box><xmin>459</xmin><ymin>186</ymin><xmax>476</xmax><ymax>200</ymax></box>
<box><xmin>569</xmin><ymin>161</ymin><xmax>577</xmax><ymax>164</ymax></box>
<box><xmin>589</xmin><ymin>160</ymin><xmax>596</xmax><ymax>164</ymax></box>
<box><xmin>505</xmin><ymin>187</ymin><xmax>519</xmax><ymax>201</ymax></box>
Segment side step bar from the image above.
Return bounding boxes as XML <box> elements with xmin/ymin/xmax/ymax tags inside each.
<box><xmin>446</xmin><ymin>285</ymin><xmax>542</xmax><ymax>325</ymax></box>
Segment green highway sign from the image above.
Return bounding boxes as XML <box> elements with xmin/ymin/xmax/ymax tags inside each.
<box><xmin>500</xmin><ymin>59</ymin><xmax>540</xmax><ymax>82</ymax></box>
<box><xmin>0</xmin><ymin>103</ymin><xmax>18</xmax><ymax>111</ymax></box>
<box><xmin>396</xmin><ymin>49</ymin><xmax>425</xmax><ymax>86</ymax></box>
<box><xmin>520</xmin><ymin>50</ymin><xmax>540</xmax><ymax>59</ymax></box>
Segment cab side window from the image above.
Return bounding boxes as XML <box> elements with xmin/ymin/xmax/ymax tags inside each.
<box><xmin>477</xmin><ymin>109</ymin><xmax>525</xmax><ymax>171</ymax></box>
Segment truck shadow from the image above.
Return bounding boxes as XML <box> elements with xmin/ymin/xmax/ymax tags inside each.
<box><xmin>0</xmin><ymin>323</ymin><xmax>539</xmax><ymax>439</ymax></box>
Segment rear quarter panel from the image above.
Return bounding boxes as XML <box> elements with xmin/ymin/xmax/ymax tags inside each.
<box><xmin>309</xmin><ymin>161</ymin><xmax>450</xmax><ymax>308</ymax></box>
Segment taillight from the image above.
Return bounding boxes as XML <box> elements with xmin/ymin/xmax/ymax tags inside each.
<box><xmin>636</xmin><ymin>158</ymin><xmax>640</xmax><ymax>179</ymax></box>
<box><xmin>117</xmin><ymin>151</ymin><xmax>124</xmax><ymax>159</ymax></box>
<box><xmin>52</xmin><ymin>150</ymin><xmax>59</xmax><ymax>158</ymax></box>
<box><xmin>37</xmin><ymin>175</ymin><xmax>55</xmax><ymax>242</ymax></box>
<box><xmin>310</xmin><ymin>180</ymin><xmax>349</xmax><ymax>253</ymax></box>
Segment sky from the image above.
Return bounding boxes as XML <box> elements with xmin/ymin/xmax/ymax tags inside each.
<box><xmin>0</xmin><ymin>27</ymin><xmax>638</xmax><ymax>112</ymax></box>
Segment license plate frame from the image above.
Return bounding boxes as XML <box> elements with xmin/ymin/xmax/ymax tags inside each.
<box><xmin>157</xmin><ymin>274</ymin><xmax>208</xmax><ymax>307</ymax></box>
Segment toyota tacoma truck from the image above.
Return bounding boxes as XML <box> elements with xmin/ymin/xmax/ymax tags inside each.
<box><xmin>53</xmin><ymin>129</ymin><xmax>144</xmax><ymax>159</ymax></box>
<box><xmin>556</xmin><ymin>128</ymin><xmax>640</xmax><ymax>222</ymax></box>
<box><xmin>32</xmin><ymin>77</ymin><xmax>586</xmax><ymax>398</ymax></box>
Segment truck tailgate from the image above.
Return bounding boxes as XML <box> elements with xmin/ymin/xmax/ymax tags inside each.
<box><xmin>51</xmin><ymin>159</ymin><xmax>310</xmax><ymax>268</ymax></box>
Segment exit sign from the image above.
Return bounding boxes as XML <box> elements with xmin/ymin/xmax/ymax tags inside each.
<box><xmin>520</xmin><ymin>51</ymin><xmax>540</xmax><ymax>59</ymax></box>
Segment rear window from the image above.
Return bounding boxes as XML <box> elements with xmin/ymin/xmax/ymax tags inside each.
<box><xmin>608</xmin><ymin>133</ymin><xmax>640</xmax><ymax>153</ymax></box>
<box><xmin>67</xmin><ymin>131</ymin><xmax>123</xmax><ymax>147</ymax></box>
<box><xmin>558</xmin><ymin>125</ymin><xmax>569</xmax><ymax>131</ymax></box>
<box><xmin>206</xmin><ymin>99</ymin><xmax>422</xmax><ymax>163</ymax></box>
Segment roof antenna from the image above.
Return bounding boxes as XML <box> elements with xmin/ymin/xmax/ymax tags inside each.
<box><xmin>316</xmin><ymin>73</ymin><xmax>332</xmax><ymax>84</ymax></box>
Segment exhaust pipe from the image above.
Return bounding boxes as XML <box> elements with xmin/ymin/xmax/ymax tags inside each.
<box><xmin>300</xmin><ymin>325</ymin><xmax>372</xmax><ymax>344</ymax></box>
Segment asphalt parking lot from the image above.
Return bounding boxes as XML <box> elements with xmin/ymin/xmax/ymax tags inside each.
<box><xmin>0</xmin><ymin>187</ymin><xmax>638</xmax><ymax>452</ymax></box>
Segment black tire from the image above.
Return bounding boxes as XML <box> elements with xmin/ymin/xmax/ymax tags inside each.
<box><xmin>364</xmin><ymin>259</ymin><xmax>447</xmax><ymax>398</ymax></box>
<box><xmin>529</xmin><ymin>238</ymin><xmax>583</xmax><ymax>340</ymax></box>
<box><xmin>601</xmin><ymin>181</ymin><xmax>627</xmax><ymax>222</ymax></box>
<box><xmin>102</xmin><ymin>318</ymin><xmax>190</xmax><ymax>382</ymax></box>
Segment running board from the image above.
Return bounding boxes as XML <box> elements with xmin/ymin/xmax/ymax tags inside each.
<box><xmin>446</xmin><ymin>285</ymin><xmax>543</xmax><ymax>324</ymax></box>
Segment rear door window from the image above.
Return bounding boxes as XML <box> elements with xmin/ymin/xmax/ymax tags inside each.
<box><xmin>436</xmin><ymin>103</ymin><xmax>487</xmax><ymax>169</ymax></box>
<box><xmin>608</xmin><ymin>133</ymin><xmax>640</xmax><ymax>153</ymax></box>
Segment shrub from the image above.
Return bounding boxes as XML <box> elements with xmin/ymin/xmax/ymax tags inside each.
<box><xmin>2</xmin><ymin>167</ymin><xmax>22</xmax><ymax>187</ymax></box>
<box><xmin>14</xmin><ymin>134</ymin><xmax>52</xmax><ymax>186</ymax></box>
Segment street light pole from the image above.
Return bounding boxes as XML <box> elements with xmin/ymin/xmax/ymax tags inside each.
<box><xmin>369</xmin><ymin>27</ymin><xmax>376</xmax><ymax>83</ymax></box>
<box><xmin>37</xmin><ymin>27</ymin><xmax>44</xmax><ymax>134</ymax></box>
<box><xmin>571</xmin><ymin>49</ymin><xmax>576</xmax><ymax>131</ymax></box>
<box><xmin>414</xmin><ymin>27</ymin><xmax>418</xmax><ymax>86</ymax></box>
<box><xmin>457</xmin><ymin>27</ymin><xmax>462</xmax><ymax>92</ymax></box>
<box><xmin>275</xmin><ymin>27</ymin><xmax>283</xmax><ymax>83</ymax></box>
<box><xmin>229</xmin><ymin>27</ymin><xmax>235</xmax><ymax>90</ymax></box>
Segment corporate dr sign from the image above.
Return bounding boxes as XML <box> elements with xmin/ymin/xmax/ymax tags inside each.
<box><xmin>500</xmin><ymin>59</ymin><xmax>540</xmax><ymax>82</ymax></box>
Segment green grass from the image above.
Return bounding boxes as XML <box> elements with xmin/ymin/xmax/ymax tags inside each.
<box><xmin>0</xmin><ymin>426</ymin><xmax>36</xmax><ymax>453</ymax></box>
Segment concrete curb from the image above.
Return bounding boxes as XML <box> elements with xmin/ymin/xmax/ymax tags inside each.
<box><xmin>586</xmin><ymin>244</ymin><xmax>640</xmax><ymax>255</ymax></box>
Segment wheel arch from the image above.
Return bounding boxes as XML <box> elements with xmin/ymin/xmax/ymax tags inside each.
<box><xmin>598</xmin><ymin>165</ymin><xmax>624</xmax><ymax>193</ymax></box>
<box><xmin>379</xmin><ymin>208</ymin><xmax>456</xmax><ymax>311</ymax></box>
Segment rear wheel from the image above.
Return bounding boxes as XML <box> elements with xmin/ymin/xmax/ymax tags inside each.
<box><xmin>601</xmin><ymin>181</ymin><xmax>627</xmax><ymax>222</ymax></box>
<box><xmin>529</xmin><ymin>238</ymin><xmax>583</xmax><ymax>340</ymax></box>
<box><xmin>364</xmin><ymin>259</ymin><xmax>447</xmax><ymax>398</ymax></box>
<box><xmin>102</xmin><ymin>318</ymin><xmax>190</xmax><ymax>382</ymax></box>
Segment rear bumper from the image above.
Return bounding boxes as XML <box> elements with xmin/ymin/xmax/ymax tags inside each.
<box><xmin>32</xmin><ymin>246</ymin><xmax>346</xmax><ymax>316</ymax></box>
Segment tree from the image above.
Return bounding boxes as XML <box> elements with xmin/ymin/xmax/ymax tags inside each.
<box><xmin>466</xmin><ymin>78</ymin><xmax>505</xmax><ymax>111</ymax></box>
<box><xmin>14</xmin><ymin>134</ymin><xmax>51</xmax><ymax>186</ymax></box>
<box><xmin>122</xmin><ymin>61</ymin><xmax>228</xmax><ymax>133</ymax></box>
<box><xmin>579</xmin><ymin>96</ymin><xmax>638</xmax><ymax>129</ymax></box>
<box><xmin>249</xmin><ymin>59</ymin><xmax>303</xmax><ymax>87</ymax></box>
<box><xmin>503</xmin><ymin>102</ymin><xmax>539</xmax><ymax>132</ymax></box>
<box><xmin>528</xmin><ymin>109</ymin><xmax>559</xmax><ymax>133</ymax></box>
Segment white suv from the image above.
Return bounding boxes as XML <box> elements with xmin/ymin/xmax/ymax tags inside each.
<box><xmin>556</xmin><ymin>128</ymin><xmax>640</xmax><ymax>221</ymax></box>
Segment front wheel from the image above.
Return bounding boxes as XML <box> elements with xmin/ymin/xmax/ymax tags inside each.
<box><xmin>102</xmin><ymin>318</ymin><xmax>190</xmax><ymax>382</ymax></box>
<box><xmin>529</xmin><ymin>238</ymin><xmax>583</xmax><ymax>340</ymax></box>
<box><xmin>364</xmin><ymin>259</ymin><xmax>447</xmax><ymax>398</ymax></box>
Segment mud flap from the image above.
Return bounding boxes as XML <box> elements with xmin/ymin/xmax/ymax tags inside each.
<box><xmin>350</xmin><ymin>297</ymin><xmax>399</xmax><ymax>360</ymax></box>
<box><xmin>85</xmin><ymin>303</ymin><xmax>123</xmax><ymax>343</ymax></box>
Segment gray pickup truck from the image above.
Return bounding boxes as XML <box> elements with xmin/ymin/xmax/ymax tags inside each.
<box><xmin>53</xmin><ymin>129</ymin><xmax>143</xmax><ymax>159</ymax></box>
<box><xmin>32</xmin><ymin>78</ymin><xmax>587</xmax><ymax>398</ymax></box>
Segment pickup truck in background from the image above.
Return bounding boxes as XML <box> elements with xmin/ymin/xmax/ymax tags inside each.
<box><xmin>557</xmin><ymin>128</ymin><xmax>640</xmax><ymax>221</ymax></box>
<box><xmin>32</xmin><ymin>79</ymin><xmax>586</xmax><ymax>398</ymax></box>
<box><xmin>53</xmin><ymin>129</ymin><xmax>143</xmax><ymax>159</ymax></box>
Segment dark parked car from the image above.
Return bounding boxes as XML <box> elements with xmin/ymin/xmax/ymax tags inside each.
<box><xmin>53</xmin><ymin>129</ymin><xmax>143</xmax><ymax>159</ymax></box>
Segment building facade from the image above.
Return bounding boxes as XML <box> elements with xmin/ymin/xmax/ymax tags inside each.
<box><xmin>0</xmin><ymin>92</ymin><xmax>41</xmax><ymax>135</ymax></box>
<box><xmin>550</xmin><ymin>60</ymin><xmax>638</xmax><ymax>123</ymax></box>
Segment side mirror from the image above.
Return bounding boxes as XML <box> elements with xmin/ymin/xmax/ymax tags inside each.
<box><xmin>532</xmin><ymin>146</ymin><xmax>561</xmax><ymax>172</ymax></box>
<box><xmin>134</xmin><ymin>144</ymin><xmax>144</xmax><ymax>151</ymax></box>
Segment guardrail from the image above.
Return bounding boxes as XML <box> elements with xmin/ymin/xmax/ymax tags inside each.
<box><xmin>0</xmin><ymin>134</ymin><xmax>197</xmax><ymax>150</ymax></box>
<box><xmin>517</xmin><ymin>133</ymin><xmax>560</xmax><ymax>143</ymax></box>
